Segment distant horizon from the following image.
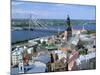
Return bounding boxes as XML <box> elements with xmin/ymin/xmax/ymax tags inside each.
<box><xmin>12</xmin><ymin>18</ymin><xmax>96</xmax><ymax>20</ymax></box>
<box><xmin>12</xmin><ymin>1</ymin><xmax>96</xmax><ymax>20</ymax></box>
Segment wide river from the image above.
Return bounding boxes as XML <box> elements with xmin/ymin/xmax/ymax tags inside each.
<box><xmin>11</xmin><ymin>24</ymin><xmax>96</xmax><ymax>43</ymax></box>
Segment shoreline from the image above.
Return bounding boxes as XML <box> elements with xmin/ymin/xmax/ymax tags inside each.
<box><xmin>11</xmin><ymin>29</ymin><xmax>96</xmax><ymax>45</ymax></box>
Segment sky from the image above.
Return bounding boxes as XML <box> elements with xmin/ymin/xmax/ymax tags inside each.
<box><xmin>12</xmin><ymin>1</ymin><xmax>96</xmax><ymax>20</ymax></box>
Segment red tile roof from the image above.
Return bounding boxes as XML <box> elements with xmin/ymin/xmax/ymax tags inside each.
<box><xmin>68</xmin><ymin>51</ymin><xmax>79</xmax><ymax>63</ymax></box>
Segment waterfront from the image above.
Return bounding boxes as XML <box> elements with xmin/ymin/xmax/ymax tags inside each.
<box><xmin>11</xmin><ymin>24</ymin><xmax>96</xmax><ymax>43</ymax></box>
<box><xmin>11</xmin><ymin>18</ymin><xmax>96</xmax><ymax>74</ymax></box>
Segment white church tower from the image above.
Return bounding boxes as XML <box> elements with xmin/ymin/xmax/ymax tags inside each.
<box><xmin>18</xmin><ymin>52</ymin><xmax>24</xmax><ymax>73</ymax></box>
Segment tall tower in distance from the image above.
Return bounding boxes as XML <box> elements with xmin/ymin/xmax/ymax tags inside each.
<box><xmin>66</xmin><ymin>15</ymin><xmax>72</xmax><ymax>41</ymax></box>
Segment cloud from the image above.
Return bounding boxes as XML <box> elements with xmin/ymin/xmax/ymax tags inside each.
<box><xmin>54</xmin><ymin>4</ymin><xmax>66</xmax><ymax>7</ymax></box>
<box><xmin>12</xmin><ymin>8</ymin><xmax>54</xmax><ymax>18</ymax></box>
<box><xmin>12</xmin><ymin>1</ymin><xmax>25</xmax><ymax>6</ymax></box>
<box><xmin>12</xmin><ymin>9</ymin><xmax>37</xmax><ymax>15</ymax></box>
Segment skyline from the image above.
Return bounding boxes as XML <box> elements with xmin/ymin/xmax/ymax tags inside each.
<box><xmin>12</xmin><ymin>1</ymin><xmax>96</xmax><ymax>20</ymax></box>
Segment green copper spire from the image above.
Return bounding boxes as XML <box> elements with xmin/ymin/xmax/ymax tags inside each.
<box><xmin>66</xmin><ymin>15</ymin><xmax>72</xmax><ymax>40</ymax></box>
<box><xmin>67</xmin><ymin>15</ymin><xmax>71</xmax><ymax>27</ymax></box>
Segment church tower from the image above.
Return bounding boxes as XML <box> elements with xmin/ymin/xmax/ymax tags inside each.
<box><xmin>18</xmin><ymin>52</ymin><xmax>24</xmax><ymax>74</ymax></box>
<box><xmin>66</xmin><ymin>15</ymin><xmax>72</xmax><ymax>40</ymax></box>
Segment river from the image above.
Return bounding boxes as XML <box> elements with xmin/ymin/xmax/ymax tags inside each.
<box><xmin>11</xmin><ymin>24</ymin><xmax>96</xmax><ymax>43</ymax></box>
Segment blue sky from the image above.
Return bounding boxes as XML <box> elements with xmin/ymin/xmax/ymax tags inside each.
<box><xmin>12</xmin><ymin>1</ymin><xmax>96</xmax><ymax>20</ymax></box>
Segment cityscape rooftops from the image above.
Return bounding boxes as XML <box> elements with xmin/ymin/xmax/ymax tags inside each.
<box><xmin>60</xmin><ymin>48</ymin><xmax>69</xmax><ymax>52</ymax></box>
<box><xmin>76</xmin><ymin>52</ymin><xmax>96</xmax><ymax>65</ymax></box>
<box><xmin>11</xmin><ymin>61</ymin><xmax>46</xmax><ymax>75</ymax></box>
<box><xmin>34</xmin><ymin>53</ymin><xmax>51</xmax><ymax>64</ymax></box>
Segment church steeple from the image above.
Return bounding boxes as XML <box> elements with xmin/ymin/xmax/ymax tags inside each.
<box><xmin>66</xmin><ymin>15</ymin><xmax>71</xmax><ymax>27</ymax></box>
<box><xmin>66</xmin><ymin>15</ymin><xmax>72</xmax><ymax>40</ymax></box>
